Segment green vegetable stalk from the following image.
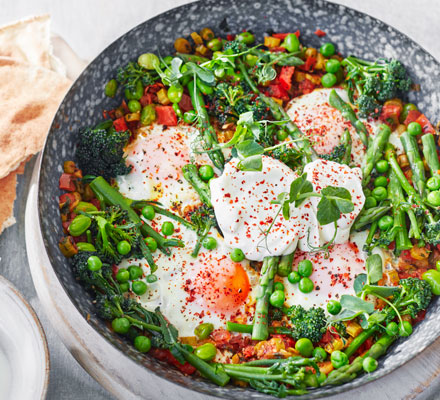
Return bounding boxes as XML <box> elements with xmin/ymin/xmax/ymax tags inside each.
<box><xmin>252</xmin><ymin>256</ymin><xmax>279</xmax><ymax>340</ymax></box>
<box><xmin>401</xmin><ymin>131</ymin><xmax>427</xmax><ymax>199</ymax></box>
<box><xmin>343</xmin><ymin>325</ymin><xmax>378</xmax><ymax>358</ymax></box>
<box><xmin>182</xmin><ymin>164</ymin><xmax>212</xmax><ymax>207</ymax></box>
<box><xmin>340</xmin><ymin>129</ymin><xmax>352</xmax><ymax>165</ymax></box>
<box><xmin>352</xmin><ymin>205</ymin><xmax>392</xmax><ymax>231</ymax></box>
<box><xmin>422</xmin><ymin>133</ymin><xmax>440</xmax><ymax>178</ymax></box>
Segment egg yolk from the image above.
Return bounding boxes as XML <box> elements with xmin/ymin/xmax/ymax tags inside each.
<box><xmin>187</xmin><ymin>255</ymin><xmax>250</xmax><ymax>313</ymax></box>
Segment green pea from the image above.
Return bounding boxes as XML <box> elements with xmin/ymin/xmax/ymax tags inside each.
<box><xmin>408</xmin><ymin>121</ymin><xmax>422</xmax><ymax>136</ymax></box>
<box><xmin>230</xmin><ymin>248</ymin><xmax>245</xmax><ymax>262</ymax></box>
<box><xmin>312</xmin><ymin>347</ymin><xmax>327</xmax><ymax>362</ymax></box>
<box><xmin>128</xmin><ymin>99</ymin><xmax>141</xmax><ymax>113</ymax></box>
<box><xmin>374</xmin><ymin>176</ymin><xmax>388</xmax><ymax>188</ymax></box>
<box><xmin>105</xmin><ymin>79</ymin><xmax>118</xmax><ymax>98</ymax></box>
<box><xmin>331</xmin><ymin>350</ymin><xmax>348</xmax><ymax>369</ymax></box>
<box><xmin>274</xmin><ymin>282</ymin><xmax>285</xmax><ymax>292</ymax></box>
<box><xmin>194</xmin><ymin>343</ymin><xmax>217</xmax><ymax>361</ymax></box>
<box><xmin>376</xmin><ymin>160</ymin><xmax>389</xmax><ymax>174</ymax></box>
<box><xmin>299</xmin><ymin>277</ymin><xmax>314</xmax><ymax>293</ymax></box>
<box><xmin>295</xmin><ymin>338</ymin><xmax>314</xmax><ymax>357</ymax></box>
<box><xmin>378</xmin><ymin>215</ymin><xmax>393</xmax><ymax>231</ymax></box>
<box><xmin>132</xmin><ymin>280</ymin><xmax>147</xmax><ymax>295</ymax></box>
<box><xmin>325</xmin><ymin>59</ymin><xmax>341</xmax><ymax>73</ymax></box>
<box><xmin>117</xmin><ymin>240</ymin><xmax>131</xmax><ymax>255</ymax></box>
<box><xmin>87</xmin><ymin>255</ymin><xmax>102</xmax><ymax>271</ymax></box>
<box><xmin>427</xmin><ymin>190</ymin><xmax>440</xmax><ymax>206</ymax></box>
<box><xmin>199</xmin><ymin>165</ymin><xmax>214</xmax><ymax>181</ymax></box>
<box><xmin>436</xmin><ymin>260</ymin><xmax>440</xmax><ymax>272</ymax></box>
<box><xmin>116</xmin><ymin>268</ymin><xmax>130</xmax><ymax>283</ymax></box>
<box><xmin>427</xmin><ymin>176</ymin><xmax>440</xmax><ymax>191</ymax></box>
<box><xmin>372</xmin><ymin>186</ymin><xmax>387</xmax><ymax>201</ymax></box>
<box><xmin>194</xmin><ymin>323</ymin><xmax>214</xmax><ymax>340</ymax></box>
<box><xmin>364</xmin><ymin>196</ymin><xmax>377</xmax><ymax>209</ymax></box>
<box><xmin>327</xmin><ymin>300</ymin><xmax>342</xmax><ymax>315</ymax></box>
<box><xmin>140</xmin><ymin>104</ymin><xmax>156</xmax><ymax>126</ymax></box>
<box><xmin>119</xmin><ymin>282</ymin><xmax>129</xmax><ymax>293</ymax></box>
<box><xmin>214</xmin><ymin>68</ymin><xmax>226</xmax><ymax>78</ymax></box>
<box><xmin>422</xmin><ymin>269</ymin><xmax>440</xmax><ymax>295</ymax></box>
<box><xmin>298</xmin><ymin>260</ymin><xmax>313</xmax><ymax>277</ymax></box>
<box><xmin>167</xmin><ymin>85</ymin><xmax>184</xmax><ymax>104</ymax></box>
<box><xmin>112</xmin><ymin>317</ymin><xmax>130</xmax><ymax>334</ymax></box>
<box><xmin>304</xmin><ymin>372</ymin><xmax>319</xmax><ymax>388</ymax></box>
<box><xmin>196</xmin><ymin>79</ymin><xmax>214</xmax><ymax>95</ymax></box>
<box><xmin>277</xmin><ymin>129</ymin><xmax>289</xmax><ymax>141</ymax></box>
<box><xmin>125</xmin><ymin>80</ymin><xmax>144</xmax><ymax>100</ymax></box>
<box><xmin>320</xmin><ymin>42</ymin><xmax>336</xmax><ymax>57</ymax></box>
<box><xmin>128</xmin><ymin>265</ymin><xmax>143</xmax><ymax>280</ymax></box>
<box><xmin>321</xmin><ymin>73</ymin><xmax>337</xmax><ymax>88</ymax></box>
<box><xmin>138</xmin><ymin>53</ymin><xmax>160</xmax><ymax>70</ymax></box>
<box><xmin>281</xmin><ymin>33</ymin><xmax>300</xmax><ymax>53</ymax></box>
<box><xmin>245</xmin><ymin>54</ymin><xmax>259</xmax><ymax>67</ymax></box>
<box><xmin>183</xmin><ymin>110</ymin><xmax>197</xmax><ymax>124</ymax></box>
<box><xmin>68</xmin><ymin>214</ymin><xmax>91</xmax><ymax>237</ymax></box>
<box><xmin>399</xmin><ymin>320</ymin><xmax>413</xmax><ymax>337</ymax></box>
<box><xmin>141</xmin><ymin>205</ymin><xmax>155</xmax><ymax>220</ymax></box>
<box><xmin>77</xmin><ymin>242</ymin><xmax>97</xmax><ymax>252</ymax></box>
<box><xmin>236</xmin><ymin>31</ymin><xmax>255</xmax><ymax>45</ymax></box>
<box><xmin>269</xmin><ymin>290</ymin><xmax>285</xmax><ymax>308</ymax></box>
<box><xmin>385</xmin><ymin>321</ymin><xmax>399</xmax><ymax>336</ymax></box>
<box><xmin>144</xmin><ymin>237</ymin><xmax>158</xmax><ymax>252</ymax></box>
<box><xmin>207</xmin><ymin>38</ymin><xmax>222</xmax><ymax>51</ymax></box>
<box><xmin>134</xmin><ymin>335</ymin><xmax>151</xmax><ymax>353</ymax></box>
<box><xmin>146</xmin><ymin>274</ymin><xmax>157</xmax><ymax>283</ymax></box>
<box><xmin>400</xmin><ymin>103</ymin><xmax>418</xmax><ymax>123</ymax></box>
<box><xmin>362</xmin><ymin>356</ymin><xmax>378</xmax><ymax>373</ymax></box>
<box><xmin>202</xmin><ymin>236</ymin><xmax>217</xmax><ymax>250</ymax></box>
<box><xmin>288</xmin><ymin>271</ymin><xmax>301</xmax><ymax>284</ymax></box>
<box><xmin>317</xmin><ymin>372</ymin><xmax>327</xmax><ymax>385</ymax></box>
<box><xmin>161</xmin><ymin>221</ymin><xmax>175</xmax><ymax>236</ymax></box>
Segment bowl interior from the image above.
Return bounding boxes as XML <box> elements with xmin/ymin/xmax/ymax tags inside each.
<box><xmin>38</xmin><ymin>0</ymin><xmax>440</xmax><ymax>398</ymax></box>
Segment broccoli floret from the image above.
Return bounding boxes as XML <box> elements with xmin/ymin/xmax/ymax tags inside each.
<box><xmin>215</xmin><ymin>82</ymin><xmax>245</xmax><ymax>107</ymax></box>
<box><xmin>71</xmin><ymin>251</ymin><xmax>112</xmax><ymax>291</ymax></box>
<box><xmin>116</xmin><ymin>61</ymin><xmax>156</xmax><ymax>94</ymax></box>
<box><xmin>223</xmin><ymin>40</ymin><xmax>248</xmax><ymax>54</ymax></box>
<box><xmin>320</xmin><ymin>144</ymin><xmax>347</xmax><ymax>163</ymax></box>
<box><xmin>76</xmin><ymin>124</ymin><xmax>132</xmax><ymax>180</ymax></box>
<box><xmin>95</xmin><ymin>292</ymin><xmax>135</xmax><ymax>320</ymax></box>
<box><xmin>342</xmin><ymin>56</ymin><xmax>412</xmax><ymax>118</ymax></box>
<box><xmin>392</xmin><ymin>277</ymin><xmax>432</xmax><ymax>318</ymax></box>
<box><xmin>188</xmin><ymin>205</ymin><xmax>218</xmax><ymax>257</ymax></box>
<box><xmin>285</xmin><ymin>305</ymin><xmax>327</xmax><ymax>343</ymax></box>
<box><xmin>268</xmin><ymin>145</ymin><xmax>302</xmax><ymax>170</ymax></box>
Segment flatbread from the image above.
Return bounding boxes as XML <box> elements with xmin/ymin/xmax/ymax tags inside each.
<box><xmin>0</xmin><ymin>160</ymin><xmax>27</xmax><ymax>234</ymax></box>
<box><xmin>0</xmin><ymin>15</ymin><xmax>52</xmax><ymax>69</ymax></box>
<box><xmin>0</xmin><ymin>57</ymin><xmax>71</xmax><ymax>179</ymax></box>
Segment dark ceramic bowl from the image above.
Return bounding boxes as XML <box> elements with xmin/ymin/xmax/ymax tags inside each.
<box><xmin>38</xmin><ymin>0</ymin><xmax>440</xmax><ymax>398</ymax></box>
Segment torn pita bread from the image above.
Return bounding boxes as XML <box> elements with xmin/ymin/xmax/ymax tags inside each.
<box><xmin>0</xmin><ymin>160</ymin><xmax>27</xmax><ymax>234</ymax></box>
<box><xmin>0</xmin><ymin>57</ymin><xmax>71</xmax><ymax>179</ymax></box>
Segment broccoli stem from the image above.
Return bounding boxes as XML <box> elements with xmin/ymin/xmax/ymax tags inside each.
<box><xmin>366</xmin><ymin>220</ymin><xmax>378</xmax><ymax>245</ymax></box>
<box><xmin>421</xmin><ymin>134</ymin><xmax>440</xmax><ymax>178</ymax></box>
<box><xmin>388</xmin><ymin>170</ymin><xmax>412</xmax><ymax>250</ymax></box>
<box><xmin>176</xmin><ymin>53</ymin><xmax>210</xmax><ymax>64</ymax></box>
<box><xmin>326</xmin><ymin>334</ymin><xmax>395</xmax><ymax>386</ymax></box>
<box><xmin>187</xmin><ymin>80</ymin><xmax>225</xmax><ymax>170</ymax></box>
<box><xmin>328</xmin><ymin>89</ymin><xmax>369</xmax><ymax>148</ymax></box>
<box><xmin>226</xmin><ymin>321</ymin><xmax>294</xmax><ymax>336</ymax></box>
<box><xmin>237</xmin><ymin>58</ymin><xmax>314</xmax><ymax>163</ymax></box>
<box><xmin>181</xmin><ymin>164</ymin><xmax>212</xmax><ymax>207</ymax></box>
<box><xmin>124</xmin><ymin>315</ymin><xmax>162</xmax><ymax>332</ymax></box>
<box><xmin>352</xmin><ymin>205</ymin><xmax>392</xmax><ymax>231</ymax></box>
<box><xmin>343</xmin><ymin>325</ymin><xmax>378</xmax><ymax>358</ymax></box>
<box><xmin>252</xmin><ymin>256</ymin><xmax>279</xmax><ymax>341</ymax></box>
<box><xmin>401</xmin><ymin>131</ymin><xmax>427</xmax><ymax>199</ymax></box>
<box><xmin>341</xmin><ymin>129</ymin><xmax>352</xmax><ymax>165</ymax></box>
<box><xmin>361</xmin><ymin>124</ymin><xmax>391</xmax><ymax>185</ymax></box>
<box><xmin>407</xmin><ymin>208</ymin><xmax>421</xmax><ymax>240</ymax></box>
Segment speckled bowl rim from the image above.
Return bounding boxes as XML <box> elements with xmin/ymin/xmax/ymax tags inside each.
<box><xmin>0</xmin><ymin>275</ymin><xmax>50</xmax><ymax>400</ymax></box>
<box><xmin>37</xmin><ymin>0</ymin><xmax>440</xmax><ymax>398</ymax></box>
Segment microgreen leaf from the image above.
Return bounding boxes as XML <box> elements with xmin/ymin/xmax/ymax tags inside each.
<box><xmin>367</xmin><ymin>311</ymin><xmax>387</xmax><ymax>325</ymax></box>
<box><xmin>317</xmin><ymin>196</ymin><xmax>340</xmax><ymax>226</ymax></box>
<box><xmin>354</xmin><ymin>273</ymin><xmax>367</xmax><ymax>295</ymax></box>
<box><xmin>366</xmin><ymin>254</ymin><xmax>383</xmax><ymax>284</ymax></box>
<box><xmin>362</xmin><ymin>284</ymin><xmax>399</xmax><ymax>298</ymax></box>
<box><xmin>185</xmin><ymin>62</ymin><xmax>215</xmax><ymax>85</ymax></box>
<box><xmin>236</xmin><ymin>140</ymin><xmax>264</xmax><ymax>158</ymax></box>
<box><xmin>340</xmin><ymin>294</ymin><xmax>375</xmax><ymax>314</ymax></box>
<box><xmin>155</xmin><ymin>308</ymin><xmax>178</xmax><ymax>345</ymax></box>
<box><xmin>237</xmin><ymin>155</ymin><xmax>263</xmax><ymax>171</ymax></box>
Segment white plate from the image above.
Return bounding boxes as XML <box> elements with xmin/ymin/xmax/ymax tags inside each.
<box><xmin>0</xmin><ymin>275</ymin><xmax>49</xmax><ymax>400</ymax></box>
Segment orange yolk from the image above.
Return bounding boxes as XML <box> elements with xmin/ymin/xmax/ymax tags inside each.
<box><xmin>187</xmin><ymin>255</ymin><xmax>250</xmax><ymax>313</ymax></box>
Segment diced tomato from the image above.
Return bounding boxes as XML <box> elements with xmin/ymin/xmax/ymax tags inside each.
<box><xmin>59</xmin><ymin>193</ymin><xmax>76</xmax><ymax>208</ymax></box>
<box><xmin>298</xmin><ymin>78</ymin><xmax>315</xmax><ymax>95</ymax></box>
<box><xmin>144</xmin><ymin>82</ymin><xmax>164</xmax><ymax>95</ymax></box>
<box><xmin>150</xmin><ymin>349</ymin><xmax>196</xmax><ymax>375</ymax></box>
<box><xmin>62</xmin><ymin>221</ymin><xmax>71</xmax><ymax>233</ymax></box>
<box><xmin>279</xmin><ymin>66</ymin><xmax>295</xmax><ymax>91</ymax></box>
<box><xmin>272</xmin><ymin>30</ymin><xmax>300</xmax><ymax>39</ymax></box>
<box><xmin>140</xmin><ymin>93</ymin><xmax>154</xmax><ymax>107</ymax></box>
<box><xmin>416</xmin><ymin>114</ymin><xmax>436</xmax><ymax>134</ymax></box>
<box><xmin>269</xmin><ymin>46</ymin><xmax>287</xmax><ymax>53</ymax></box>
<box><xmin>380</xmin><ymin>104</ymin><xmax>401</xmax><ymax>128</ymax></box>
<box><xmin>59</xmin><ymin>173</ymin><xmax>76</xmax><ymax>192</ymax></box>
<box><xmin>90</xmin><ymin>198</ymin><xmax>101</xmax><ymax>210</ymax></box>
<box><xmin>319</xmin><ymin>329</ymin><xmax>334</xmax><ymax>345</ymax></box>
<box><xmin>178</xmin><ymin>93</ymin><xmax>193</xmax><ymax>112</ymax></box>
<box><xmin>400</xmin><ymin>249</ymin><xmax>414</xmax><ymax>263</ymax></box>
<box><xmin>413</xmin><ymin>310</ymin><xmax>426</xmax><ymax>324</ymax></box>
<box><xmin>266</xmin><ymin>84</ymin><xmax>289</xmax><ymax>100</ymax></box>
<box><xmin>226</xmin><ymin>34</ymin><xmax>235</xmax><ymax>41</ymax></box>
<box><xmin>112</xmin><ymin>265</ymin><xmax>119</xmax><ymax>278</ymax></box>
<box><xmin>314</xmin><ymin>29</ymin><xmax>326</xmax><ymax>37</ymax></box>
<box><xmin>299</xmin><ymin>56</ymin><xmax>317</xmax><ymax>72</ymax></box>
<box><xmin>388</xmin><ymin>241</ymin><xmax>396</xmax><ymax>251</ymax></box>
<box><xmin>211</xmin><ymin>329</ymin><xmax>231</xmax><ymax>346</ymax></box>
<box><xmin>271</xmin><ymin>334</ymin><xmax>296</xmax><ymax>349</ymax></box>
<box><xmin>156</xmin><ymin>106</ymin><xmax>178</xmax><ymax>126</ymax></box>
<box><xmin>113</xmin><ymin>117</ymin><xmax>128</xmax><ymax>131</ymax></box>
<box><xmin>243</xmin><ymin>345</ymin><xmax>255</xmax><ymax>358</ymax></box>
<box><xmin>404</xmin><ymin>109</ymin><xmax>422</xmax><ymax>126</ymax></box>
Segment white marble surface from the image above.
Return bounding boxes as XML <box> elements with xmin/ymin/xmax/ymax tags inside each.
<box><xmin>0</xmin><ymin>1</ymin><xmax>439</xmax><ymax>399</ymax></box>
